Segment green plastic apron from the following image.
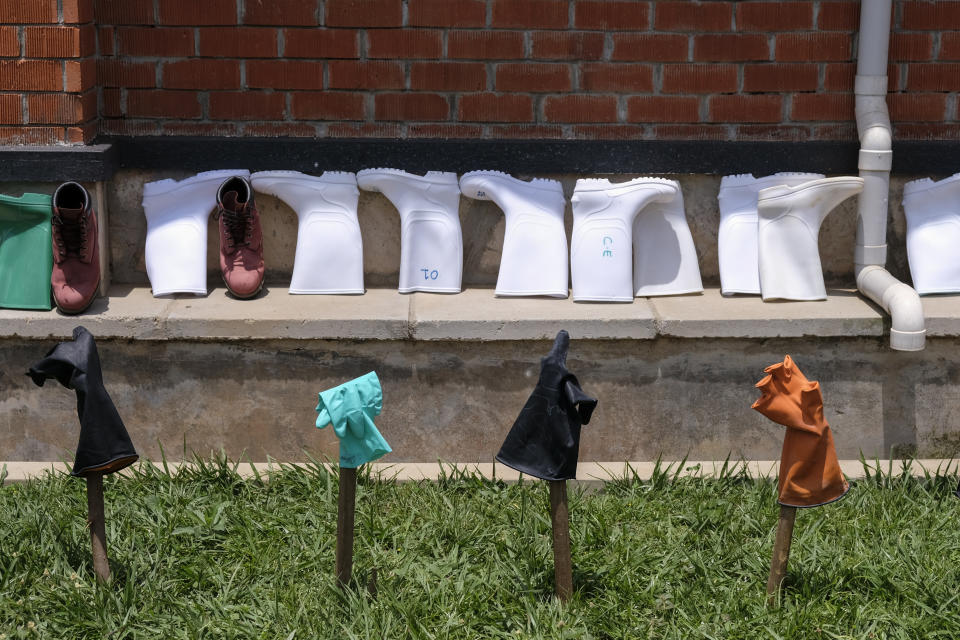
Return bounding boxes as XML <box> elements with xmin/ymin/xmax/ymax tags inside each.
<box><xmin>0</xmin><ymin>193</ymin><xmax>52</xmax><ymax>310</ymax></box>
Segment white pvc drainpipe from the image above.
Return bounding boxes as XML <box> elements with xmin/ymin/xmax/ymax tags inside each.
<box><xmin>855</xmin><ymin>0</ymin><xmax>926</xmax><ymax>351</ymax></box>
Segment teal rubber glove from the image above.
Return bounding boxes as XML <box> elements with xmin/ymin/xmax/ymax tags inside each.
<box><xmin>0</xmin><ymin>192</ymin><xmax>53</xmax><ymax>310</ymax></box>
<box><xmin>316</xmin><ymin>371</ymin><xmax>391</xmax><ymax>468</ymax></box>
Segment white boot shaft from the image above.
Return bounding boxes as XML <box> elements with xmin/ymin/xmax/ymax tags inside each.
<box><xmin>142</xmin><ymin>169</ymin><xmax>249</xmax><ymax>296</ymax></box>
<box><xmin>357</xmin><ymin>168</ymin><xmax>462</xmax><ymax>294</ymax></box>
<box><xmin>633</xmin><ymin>180</ymin><xmax>703</xmax><ymax>296</ymax></box>
<box><xmin>570</xmin><ymin>177</ymin><xmax>676</xmax><ymax>302</ymax></box>
<box><xmin>757</xmin><ymin>176</ymin><xmax>863</xmax><ymax>301</ymax></box>
<box><xmin>251</xmin><ymin>171</ymin><xmax>363</xmax><ymax>295</ymax></box>
<box><xmin>460</xmin><ymin>171</ymin><xmax>568</xmax><ymax>297</ymax></box>
<box><xmin>717</xmin><ymin>172</ymin><xmax>824</xmax><ymax>295</ymax></box>
<box><xmin>903</xmin><ymin>173</ymin><xmax>960</xmax><ymax>295</ymax></box>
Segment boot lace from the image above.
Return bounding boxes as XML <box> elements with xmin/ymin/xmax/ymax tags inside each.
<box><xmin>52</xmin><ymin>213</ymin><xmax>88</xmax><ymax>258</ymax></box>
<box><xmin>218</xmin><ymin>207</ymin><xmax>253</xmax><ymax>249</ymax></box>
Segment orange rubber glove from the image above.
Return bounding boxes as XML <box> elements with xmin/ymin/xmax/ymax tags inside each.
<box><xmin>752</xmin><ymin>355</ymin><xmax>849</xmax><ymax>508</ymax></box>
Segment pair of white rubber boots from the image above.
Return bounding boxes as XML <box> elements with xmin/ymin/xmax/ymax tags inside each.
<box><xmin>459</xmin><ymin>171</ymin><xmax>703</xmax><ymax>300</ymax></box>
<box><xmin>718</xmin><ymin>173</ymin><xmax>865</xmax><ymax>301</ymax></box>
<box><xmin>903</xmin><ymin>173</ymin><xmax>960</xmax><ymax>295</ymax></box>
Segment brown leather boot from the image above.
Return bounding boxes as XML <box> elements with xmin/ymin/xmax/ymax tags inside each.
<box><xmin>51</xmin><ymin>182</ymin><xmax>100</xmax><ymax>314</ymax></box>
<box><xmin>215</xmin><ymin>176</ymin><xmax>264</xmax><ymax>299</ymax></box>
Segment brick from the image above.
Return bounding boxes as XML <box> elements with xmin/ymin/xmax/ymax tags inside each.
<box><xmin>158</xmin><ymin>0</ymin><xmax>238</xmax><ymax>26</ymax></box>
<box><xmin>290</xmin><ymin>91</ymin><xmax>365</xmax><ymax>119</ymax></box>
<box><xmin>888</xmin><ymin>93</ymin><xmax>947</xmax><ymax>121</ymax></box>
<box><xmin>458</xmin><ymin>93</ymin><xmax>533</xmax><ymax>122</ymax></box>
<box><xmin>162</xmin><ymin>122</ymin><xmax>240</xmax><ymax>136</ymax></box>
<box><xmin>810</xmin><ymin>123</ymin><xmax>857</xmax><ymax>139</ymax></box>
<box><xmin>775</xmin><ymin>33</ymin><xmax>851</xmax><ymax>61</ymax></box>
<box><xmin>0</xmin><ymin>27</ymin><xmax>18</xmax><ymax>56</ymax></box>
<box><xmin>708</xmin><ymin>95</ymin><xmax>782</xmax><ymax>123</ymax></box>
<box><xmin>408</xmin><ymin>123</ymin><xmax>484</xmax><ymax>138</ymax></box>
<box><xmin>894</xmin><ymin>123</ymin><xmax>960</xmax><ymax>140</ymax></box>
<box><xmin>283</xmin><ymin>29</ymin><xmax>356</xmax><ymax>58</ymax></box>
<box><xmin>118</xmin><ymin>27</ymin><xmax>194</xmax><ymax>57</ymax></box>
<box><xmin>25</xmin><ymin>26</ymin><xmax>96</xmax><ymax>58</ymax></box>
<box><xmin>627</xmin><ymin>96</ymin><xmax>699</xmax><ymax>122</ymax></box>
<box><xmin>655</xmin><ymin>2</ymin><xmax>732</xmax><ymax>31</ymax></box>
<box><xmin>163</xmin><ymin>60</ymin><xmax>241</xmax><ymax>90</ymax></box>
<box><xmin>244</xmin><ymin>0</ymin><xmax>317</xmax><ymax>25</ymax></box>
<box><xmin>653</xmin><ymin>124</ymin><xmax>728</xmax><ymax>140</ymax></box>
<box><xmin>26</xmin><ymin>92</ymin><xmax>96</xmax><ymax>124</ymax></box>
<box><xmin>64</xmin><ymin>58</ymin><xmax>96</xmax><ymax>91</ymax></box>
<box><xmin>198</xmin><ymin>27</ymin><xmax>278</xmax><ymax>57</ymax></box>
<box><xmin>575</xmin><ymin>1</ymin><xmax>649</xmax><ymax>29</ymax></box>
<box><xmin>247</xmin><ymin>60</ymin><xmax>325</xmax><ymax>89</ymax></box>
<box><xmin>0</xmin><ymin>126</ymin><xmax>63</xmax><ymax>144</ymax></box>
<box><xmin>693</xmin><ymin>34</ymin><xmax>768</xmax><ymax>61</ymax></box>
<box><xmin>496</xmin><ymin>63</ymin><xmax>571</xmax><ymax>92</ymax></box>
<box><xmin>99</xmin><ymin>119</ymin><xmax>161</xmax><ymax>136</ymax></box>
<box><xmin>410</xmin><ymin>62</ymin><xmax>486</xmax><ymax>91</ymax></box>
<box><xmin>611</xmin><ymin>34</ymin><xmax>687</xmax><ymax>62</ymax></box>
<box><xmin>818</xmin><ymin>2</ymin><xmax>859</xmax><ymax>30</ymax></box>
<box><xmin>736</xmin><ymin>2</ymin><xmax>811</xmax><ymax>31</ymax></box>
<box><xmin>532</xmin><ymin>32</ymin><xmax>605</xmax><ymax>61</ymax></box>
<box><xmin>580</xmin><ymin>63</ymin><xmax>654</xmax><ymax>92</ymax></box>
<box><xmin>62</xmin><ymin>0</ymin><xmax>94</xmax><ymax>23</ymax></box>
<box><xmin>66</xmin><ymin>122</ymin><xmax>98</xmax><ymax>144</ymax></box>
<box><xmin>735</xmin><ymin>124</ymin><xmax>810</xmax><ymax>141</ymax></box>
<box><xmin>209</xmin><ymin>91</ymin><xmax>286</xmax><ymax>120</ymax></box>
<box><xmin>902</xmin><ymin>1</ymin><xmax>960</xmax><ymax>29</ymax></box>
<box><xmin>409</xmin><ymin>0</ymin><xmax>486</xmax><ymax>27</ymax></box>
<box><xmin>491</xmin><ymin>0</ymin><xmax>568</xmax><ymax>28</ymax></box>
<box><xmin>0</xmin><ymin>60</ymin><xmax>61</xmax><ymax>91</ymax></box>
<box><xmin>328</xmin><ymin>60</ymin><xmax>403</xmax><ymax>89</ymax></box>
<box><xmin>97</xmin><ymin>59</ymin><xmax>155</xmax><ymax>88</ymax></box>
<box><xmin>791</xmin><ymin>94</ymin><xmax>854</xmax><ymax>121</ymax></box>
<box><xmin>907</xmin><ymin>63</ymin><xmax>960</xmax><ymax>91</ymax></box>
<box><xmin>824</xmin><ymin>63</ymin><xmax>898</xmax><ymax>91</ymax></box>
<box><xmin>326</xmin><ymin>0</ymin><xmax>402</xmax><ymax>27</ymax></box>
<box><xmin>367</xmin><ymin>29</ymin><xmax>442</xmax><ymax>58</ymax></box>
<box><xmin>889</xmin><ymin>33</ymin><xmax>934</xmax><ymax>62</ymax></box>
<box><xmin>93</xmin><ymin>0</ymin><xmax>153</xmax><ymax>24</ymax></box>
<box><xmin>375</xmin><ymin>93</ymin><xmax>449</xmax><ymax>121</ymax></box>
<box><xmin>488</xmin><ymin>124</ymin><xmax>563</xmax><ymax>138</ymax></box>
<box><xmin>0</xmin><ymin>94</ymin><xmax>20</xmax><ymax>124</ymax></box>
<box><xmin>544</xmin><ymin>95</ymin><xmax>617</xmax><ymax>123</ymax></box>
<box><xmin>743</xmin><ymin>63</ymin><xmax>818</xmax><ymax>92</ymax></box>
<box><xmin>101</xmin><ymin>88</ymin><xmax>121</xmax><ymax>117</ymax></box>
<box><xmin>126</xmin><ymin>90</ymin><xmax>201</xmax><ymax>118</ymax></box>
<box><xmin>243</xmin><ymin>122</ymin><xmax>317</xmax><ymax>137</ymax></box>
<box><xmin>662</xmin><ymin>64</ymin><xmax>737</xmax><ymax>93</ymax></box>
<box><xmin>572</xmin><ymin>124</ymin><xmax>646</xmax><ymax>139</ymax></box>
<box><xmin>449</xmin><ymin>31</ymin><xmax>525</xmax><ymax>59</ymax></box>
<box><xmin>0</xmin><ymin>0</ymin><xmax>57</xmax><ymax>23</ymax></box>
<box><xmin>941</xmin><ymin>33</ymin><xmax>960</xmax><ymax>60</ymax></box>
<box><xmin>98</xmin><ymin>26</ymin><xmax>114</xmax><ymax>55</ymax></box>
<box><xmin>327</xmin><ymin>122</ymin><xmax>402</xmax><ymax>137</ymax></box>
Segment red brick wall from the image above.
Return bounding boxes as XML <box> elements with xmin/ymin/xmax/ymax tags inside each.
<box><xmin>2</xmin><ymin>0</ymin><xmax>960</xmax><ymax>144</ymax></box>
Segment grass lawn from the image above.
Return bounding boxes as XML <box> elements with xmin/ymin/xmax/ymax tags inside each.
<box><xmin>2</xmin><ymin>458</ymin><xmax>959</xmax><ymax>639</ymax></box>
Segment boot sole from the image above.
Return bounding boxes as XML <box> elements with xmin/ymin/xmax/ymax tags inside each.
<box><xmin>222</xmin><ymin>274</ymin><xmax>264</xmax><ymax>300</ymax></box>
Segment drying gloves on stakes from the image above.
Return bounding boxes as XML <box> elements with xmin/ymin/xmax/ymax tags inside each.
<box><xmin>26</xmin><ymin>326</ymin><xmax>138</xmax><ymax>477</ymax></box>
<box><xmin>496</xmin><ymin>330</ymin><xmax>598</xmax><ymax>481</ymax></box>
<box><xmin>316</xmin><ymin>371</ymin><xmax>391</xmax><ymax>468</ymax></box>
<box><xmin>752</xmin><ymin>355</ymin><xmax>848</xmax><ymax>508</ymax></box>
<box><xmin>902</xmin><ymin>173</ymin><xmax>960</xmax><ymax>295</ymax></box>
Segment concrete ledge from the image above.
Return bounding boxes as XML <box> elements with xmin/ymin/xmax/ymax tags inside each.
<box><xmin>0</xmin><ymin>285</ymin><xmax>916</xmax><ymax>342</ymax></box>
<box><xmin>4</xmin><ymin>459</ymin><xmax>956</xmax><ymax>485</ymax></box>
<box><xmin>921</xmin><ymin>295</ymin><xmax>960</xmax><ymax>337</ymax></box>
<box><xmin>650</xmin><ymin>288</ymin><xmax>885</xmax><ymax>338</ymax></box>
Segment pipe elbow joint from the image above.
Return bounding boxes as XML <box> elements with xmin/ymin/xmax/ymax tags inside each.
<box><xmin>857</xmin><ymin>265</ymin><xmax>926</xmax><ymax>351</ymax></box>
<box><xmin>859</xmin><ymin>124</ymin><xmax>892</xmax><ymax>153</ymax></box>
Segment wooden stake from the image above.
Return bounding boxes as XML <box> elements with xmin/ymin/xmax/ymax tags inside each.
<box><xmin>335</xmin><ymin>467</ymin><xmax>357</xmax><ymax>587</ymax></box>
<box><xmin>766</xmin><ymin>505</ymin><xmax>797</xmax><ymax>605</ymax></box>
<box><xmin>549</xmin><ymin>480</ymin><xmax>573</xmax><ymax>602</ymax></box>
<box><xmin>86</xmin><ymin>473</ymin><xmax>110</xmax><ymax>583</ymax></box>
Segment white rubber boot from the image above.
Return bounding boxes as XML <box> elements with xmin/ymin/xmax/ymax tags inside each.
<box><xmin>460</xmin><ymin>171</ymin><xmax>568</xmax><ymax>298</ymax></box>
<box><xmin>633</xmin><ymin>180</ymin><xmax>703</xmax><ymax>297</ymax></box>
<box><xmin>757</xmin><ymin>176</ymin><xmax>864</xmax><ymax>301</ymax></box>
<box><xmin>717</xmin><ymin>172</ymin><xmax>825</xmax><ymax>296</ymax></box>
<box><xmin>903</xmin><ymin>173</ymin><xmax>960</xmax><ymax>295</ymax></box>
<box><xmin>251</xmin><ymin>171</ymin><xmax>364</xmax><ymax>295</ymax></box>
<box><xmin>357</xmin><ymin>168</ymin><xmax>462</xmax><ymax>294</ymax></box>
<box><xmin>570</xmin><ymin>177</ymin><xmax>677</xmax><ymax>302</ymax></box>
<box><xmin>142</xmin><ymin>169</ymin><xmax>249</xmax><ymax>296</ymax></box>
